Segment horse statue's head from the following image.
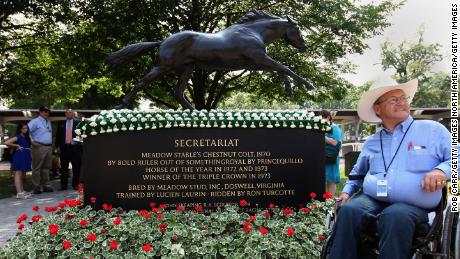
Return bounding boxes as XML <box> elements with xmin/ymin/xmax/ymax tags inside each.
<box><xmin>284</xmin><ymin>16</ymin><xmax>307</xmax><ymax>52</ymax></box>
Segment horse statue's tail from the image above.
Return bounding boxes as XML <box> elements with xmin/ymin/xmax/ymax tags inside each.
<box><xmin>106</xmin><ymin>41</ymin><xmax>162</xmax><ymax>69</ymax></box>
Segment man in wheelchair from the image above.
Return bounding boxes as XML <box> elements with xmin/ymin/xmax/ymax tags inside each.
<box><xmin>328</xmin><ymin>79</ymin><xmax>451</xmax><ymax>259</ymax></box>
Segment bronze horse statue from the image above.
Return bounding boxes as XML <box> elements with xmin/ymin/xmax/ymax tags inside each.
<box><xmin>107</xmin><ymin>10</ymin><xmax>315</xmax><ymax>110</ymax></box>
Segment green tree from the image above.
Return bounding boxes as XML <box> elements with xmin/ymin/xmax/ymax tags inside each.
<box><xmin>380</xmin><ymin>28</ymin><xmax>448</xmax><ymax>108</ymax></box>
<box><xmin>1</xmin><ymin>0</ymin><xmax>401</xmax><ymax>110</ymax></box>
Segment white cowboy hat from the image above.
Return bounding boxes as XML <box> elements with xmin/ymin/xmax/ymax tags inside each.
<box><xmin>357</xmin><ymin>79</ymin><xmax>418</xmax><ymax>123</ymax></box>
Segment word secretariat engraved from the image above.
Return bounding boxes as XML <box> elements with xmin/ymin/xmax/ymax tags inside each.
<box><xmin>82</xmin><ymin>128</ymin><xmax>325</xmax><ymax>211</ymax></box>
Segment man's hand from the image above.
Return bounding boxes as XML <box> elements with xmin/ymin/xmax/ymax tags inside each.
<box><xmin>421</xmin><ymin>169</ymin><xmax>448</xmax><ymax>192</ymax></box>
<box><xmin>337</xmin><ymin>193</ymin><xmax>350</xmax><ymax>206</ymax></box>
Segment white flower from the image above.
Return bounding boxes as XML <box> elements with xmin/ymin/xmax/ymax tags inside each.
<box><xmin>144</xmin><ymin>124</ymin><xmax>150</xmax><ymax>129</ymax></box>
<box><xmin>128</xmin><ymin>126</ymin><xmax>134</xmax><ymax>131</ymax></box>
<box><xmin>131</xmin><ymin>117</ymin><xmax>137</xmax><ymax>122</ymax></box>
<box><xmin>100</xmin><ymin>120</ymin><xmax>107</xmax><ymax>126</ymax></box>
<box><xmin>99</xmin><ymin>128</ymin><xmax>106</xmax><ymax>134</ymax></box>
<box><xmin>113</xmin><ymin>126</ymin><xmax>119</xmax><ymax>132</ymax></box>
<box><xmin>75</xmin><ymin>129</ymin><xmax>81</xmax><ymax>135</ymax></box>
<box><xmin>106</xmin><ymin>128</ymin><xmax>113</xmax><ymax>133</ymax></box>
<box><xmin>326</xmin><ymin>126</ymin><xmax>331</xmax><ymax>131</ymax></box>
<box><xmin>120</xmin><ymin>118</ymin><xmax>127</xmax><ymax>123</ymax></box>
<box><xmin>290</xmin><ymin>123</ymin><xmax>296</xmax><ymax>128</ymax></box>
<box><xmin>306</xmin><ymin>124</ymin><xmax>312</xmax><ymax>129</ymax></box>
<box><xmin>141</xmin><ymin>117</ymin><xmax>147</xmax><ymax>122</ymax></box>
<box><xmin>90</xmin><ymin>130</ymin><xmax>97</xmax><ymax>136</ymax></box>
<box><xmin>110</xmin><ymin>118</ymin><xmax>117</xmax><ymax>124</ymax></box>
<box><xmin>250</xmin><ymin>122</ymin><xmax>255</xmax><ymax>128</ymax></box>
<box><xmin>121</xmin><ymin>125</ymin><xmax>127</xmax><ymax>131</ymax></box>
<box><xmin>89</xmin><ymin>122</ymin><xmax>97</xmax><ymax>127</ymax></box>
<box><xmin>81</xmin><ymin>134</ymin><xmax>87</xmax><ymax>139</ymax></box>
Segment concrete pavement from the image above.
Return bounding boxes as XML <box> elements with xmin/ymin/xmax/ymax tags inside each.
<box><xmin>0</xmin><ymin>162</ymin><xmax>78</xmax><ymax>247</ymax></box>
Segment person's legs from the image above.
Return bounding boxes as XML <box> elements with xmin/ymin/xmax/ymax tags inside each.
<box><xmin>378</xmin><ymin>203</ymin><xmax>428</xmax><ymax>259</ymax></box>
<box><xmin>329</xmin><ymin>193</ymin><xmax>386</xmax><ymax>259</ymax></box>
<box><xmin>60</xmin><ymin>147</ymin><xmax>70</xmax><ymax>190</ymax></box>
<box><xmin>14</xmin><ymin>171</ymin><xmax>24</xmax><ymax>194</ymax></box>
<box><xmin>31</xmin><ymin>146</ymin><xmax>45</xmax><ymax>193</ymax></box>
<box><xmin>40</xmin><ymin>146</ymin><xmax>53</xmax><ymax>191</ymax></box>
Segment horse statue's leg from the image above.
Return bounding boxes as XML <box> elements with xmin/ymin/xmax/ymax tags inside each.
<box><xmin>174</xmin><ymin>66</ymin><xmax>194</xmax><ymax>110</ymax></box>
<box><xmin>251</xmin><ymin>54</ymin><xmax>315</xmax><ymax>90</ymax></box>
<box><xmin>119</xmin><ymin>67</ymin><xmax>167</xmax><ymax>108</ymax></box>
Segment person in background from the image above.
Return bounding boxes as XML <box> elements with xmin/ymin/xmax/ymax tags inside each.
<box><xmin>55</xmin><ymin>109</ymin><xmax>82</xmax><ymax>190</ymax></box>
<box><xmin>321</xmin><ymin>109</ymin><xmax>342</xmax><ymax>196</ymax></box>
<box><xmin>329</xmin><ymin>79</ymin><xmax>451</xmax><ymax>259</ymax></box>
<box><xmin>5</xmin><ymin>123</ymin><xmax>32</xmax><ymax>199</ymax></box>
<box><xmin>28</xmin><ymin>106</ymin><xmax>54</xmax><ymax>194</ymax></box>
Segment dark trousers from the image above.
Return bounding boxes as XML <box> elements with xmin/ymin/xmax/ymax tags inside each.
<box><xmin>329</xmin><ymin>193</ymin><xmax>429</xmax><ymax>259</ymax></box>
<box><xmin>60</xmin><ymin>144</ymin><xmax>82</xmax><ymax>189</ymax></box>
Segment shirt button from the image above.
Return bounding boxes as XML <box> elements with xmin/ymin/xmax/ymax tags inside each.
<box><xmin>388</xmin><ymin>186</ymin><xmax>392</xmax><ymax>190</ymax></box>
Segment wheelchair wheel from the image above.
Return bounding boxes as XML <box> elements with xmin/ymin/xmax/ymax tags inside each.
<box><xmin>442</xmin><ymin>205</ymin><xmax>456</xmax><ymax>258</ymax></box>
<box><xmin>320</xmin><ymin>235</ymin><xmax>333</xmax><ymax>259</ymax></box>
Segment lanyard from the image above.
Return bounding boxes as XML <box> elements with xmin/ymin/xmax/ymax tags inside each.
<box><xmin>380</xmin><ymin>120</ymin><xmax>414</xmax><ymax>177</ymax></box>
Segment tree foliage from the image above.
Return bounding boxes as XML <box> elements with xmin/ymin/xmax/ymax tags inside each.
<box><xmin>1</xmin><ymin>0</ymin><xmax>400</xmax><ymax>109</ymax></box>
<box><xmin>380</xmin><ymin>28</ymin><xmax>449</xmax><ymax>108</ymax></box>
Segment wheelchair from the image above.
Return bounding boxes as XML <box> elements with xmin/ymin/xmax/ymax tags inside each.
<box><xmin>321</xmin><ymin>179</ymin><xmax>459</xmax><ymax>259</ymax></box>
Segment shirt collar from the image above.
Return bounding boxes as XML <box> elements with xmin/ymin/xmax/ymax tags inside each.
<box><xmin>380</xmin><ymin>116</ymin><xmax>414</xmax><ymax>134</ymax></box>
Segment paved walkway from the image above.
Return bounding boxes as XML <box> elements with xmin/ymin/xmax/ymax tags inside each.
<box><xmin>0</xmin><ymin>162</ymin><xmax>78</xmax><ymax>247</ymax></box>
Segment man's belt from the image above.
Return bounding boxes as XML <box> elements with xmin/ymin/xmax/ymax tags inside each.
<box><xmin>35</xmin><ymin>142</ymin><xmax>52</xmax><ymax>146</ymax></box>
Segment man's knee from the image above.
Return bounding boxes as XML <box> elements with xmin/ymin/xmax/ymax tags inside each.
<box><xmin>379</xmin><ymin>203</ymin><xmax>427</xmax><ymax>228</ymax></box>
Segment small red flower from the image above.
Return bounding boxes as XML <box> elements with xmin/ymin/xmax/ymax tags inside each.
<box><xmin>259</xmin><ymin>227</ymin><xmax>269</xmax><ymax>234</ymax></box>
<box><xmin>113</xmin><ymin>217</ymin><xmax>121</xmax><ymax>225</ymax></box>
<box><xmin>16</xmin><ymin>214</ymin><xmax>27</xmax><ymax>224</ymax></box>
<box><xmin>171</xmin><ymin>235</ymin><xmax>178</xmax><ymax>240</ymax></box>
<box><xmin>62</xmin><ymin>240</ymin><xmax>71</xmax><ymax>250</ymax></box>
<box><xmin>159</xmin><ymin>228</ymin><xmax>166</xmax><ymax>233</ymax></box>
<box><xmin>102</xmin><ymin>203</ymin><xmax>112</xmax><ymax>212</ymax></box>
<box><xmin>139</xmin><ymin>210</ymin><xmax>150</xmax><ymax>220</ymax></box>
<box><xmin>318</xmin><ymin>234</ymin><xmax>325</xmax><ymax>241</ymax></box>
<box><xmin>149</xmin><ymin>202</ymin><xmax>156</xmax><ymax>207</ymax></box>
<box><xmin>300</xmin><ymin>207</ymin><xmax>311</xmax><ymax>213</ymax></box>
<box><xmin>283</xmin><ymin>208</ymin><xmax>294</xmax><ymax>215</ymax></box>
<box><xmin>151</xmin><ymin>207</ymin><xmax>160</xmax><ymax>213</ymax></box>
<box><xmin>243</xmin><ymin>221</ymin><xmax>250</xmax><ymax>228</ymax></box>
<box><xmin>64</xmin><ymin>199</ymin><xmax>82</xmax><ymax>207</ymax></box>
<box><xmin>158</xmin><ymin>204</ymin><xmax>167</xmax><ymax>209</ymax></box>
<box><xmin>32</xmin><ymin>215</ymin><xmax>42</xmax><ymax>223</ymax></box>
<box><xmin>249</xmin><ymin>216</ymin><xmax>256</xmax><ymax>221</ymax></box>
<box><xmin>90</xmin><ymin>197</ymin><xmax>96</xmax><ymax>203</ymax></box>
<box><xmin>243</xmin><ymin>227</ymin><xmax>252</xmax><ymax>232</ymax></box>
<box><xmin>32</xmin><ymin>205</ymin><xmax>39</xmax><ymax>211</ymax></box>
<box><xmin>239</xmin><ymin>199</ymin><xmax>247</xmax><ymax>207</ymax></box>
<box><xmin>49</xmin><ymin>224</ymin><xmax>59</xmax><ymax>235</ymax></box>
<box><xmin>109</xmin><ymin>241</ymin><xmax>118</xmax><ymax>250</ymax></box>
<box><xmin>312</xmin><ymin>203</ymin><xmax>318</xmax><ymax>208</ymax></box>
<box><xmin>269</xmin><ymin>203</ymin><xmax>275</xmax><ymax>209</ymax></box>
<box><xmin>77</xmin><ymin>183</ymin><xmax>84</xmax><ymax>192</ymax></box>
<box><xmin>263</xmin><ymin>212</ymin><xmax>270</xmax><ymax>217</ymax></box>
<box><xmin>57</xmin><ymin>202</ymin><xmax>66</xmax><ymax>209</ymax></box>
<box><xmin>159</xmin><ymin>222</ymin><xmax>167</xmax><ymax>228</ymax></box>
<box><xmin>287</xmin><ymin>228</ymin><xmax>295</xmax><ymax>236</ymax></box>
<box><xmin>45</xmin><ymin>206</ymin><xmax>58</xmax><ymax>212</ymax></box>
<box><xmin>65</xmin><ymin>214</ymin><xmax>75</xmax><ymax>221</ymax></box>
<box><xmin>176</xmin><ymin>205</ymin><xmax>185</xmax><ymax>212</ymax></box>
<box><xmin>142</xmin><ymin>243</ymin><xmax>152</xmax><ymax>252</ymax></box>
<box><xmin>80</xmin><ymin>219</ymin><xmax>88</xmax><ymax>227</ymax></box>
<box><xmin>194</xmin><ymin>205</ymin><xmax>203</xmax><ymax>212</ymax></box>
<box><xmin>323</xmin><ymin>192</ymin><xmax>334</xmax><ymax>199</ymax></box>
<box><xmin>310</xmin><ymin>192</ymin><xmax>317</xmax><ymax>199</ymax></box>
<box><xmin>86</xmin><ymin>233</ymin><xmax>97</xmax><ymax>242</ymax></box>
<box><xmin>18</xmin><ymin>224</ymin><xmax>25</xmax><ymax>230</ymax></box>
<box><xmin>157</xmin><ymin>213</ymin><xmax>163</xmax><ymax>219</ymax></box>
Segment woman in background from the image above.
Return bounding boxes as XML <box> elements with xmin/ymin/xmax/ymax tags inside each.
<box><xmin>321</xmin><ymin>110</ymin><xmax>342</xmax><ymax>196</ymax></box>
<box><xmin>5</xmin><ymin>123</ymin><xmax>32</xmax><ymax>199</ymax></box>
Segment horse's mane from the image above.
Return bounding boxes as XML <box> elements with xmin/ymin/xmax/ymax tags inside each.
<box><xmin>237</xmin><ymin>10</ymin><xmax>280</xmax><ymax>24</ymax></box>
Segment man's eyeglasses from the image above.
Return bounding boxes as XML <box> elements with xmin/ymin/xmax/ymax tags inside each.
<box><xmin>375</xmin><ymin>95</ymin><xmax>410</xmax><ymax>105</ymax></box>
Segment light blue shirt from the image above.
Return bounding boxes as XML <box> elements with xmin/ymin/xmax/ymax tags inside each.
<box><xmin>28</xmin><ymin>116</ymin><xmax>52</xmax><ymax>145</ymax></box>
<box><xmin>342</xmin><ymin>116</ymin><xmax>451</xmax><ymax>209</ymax></box>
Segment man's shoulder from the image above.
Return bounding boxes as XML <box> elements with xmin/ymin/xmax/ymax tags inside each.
<box><xmin>413</xmin><ymin>119</ymin><xmax>447</xmax><ymax>131</ymax></box>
